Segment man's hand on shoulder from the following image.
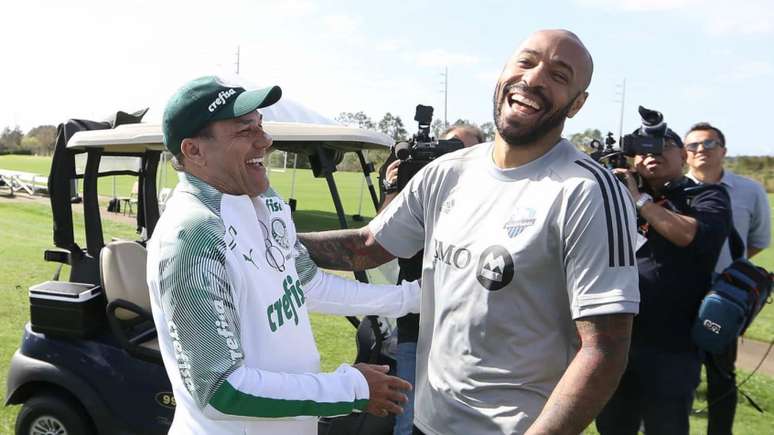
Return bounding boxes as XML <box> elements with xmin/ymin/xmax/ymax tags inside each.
<box><xmin>353</xmin><ymin>363</ymin><xmax>411</xmax><ymax>417</ymax></box>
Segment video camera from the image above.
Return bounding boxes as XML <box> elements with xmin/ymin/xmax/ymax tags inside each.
<box><xmin>590</xmin><ymin>132</ymin><xmax>628</xmax><ymax>169</ymax></box>
<box><xmin>589</xmin><ymin>105</ymin><xmax>675</xmax><ymax>168</ymax></box>
<box><xmin>620</xmin><ymin>106</ymin><xmax>670</xmax><ymax>156</ymax></box>
<box><xmin>394</xmin><ymin>105</ymin><xmax>464</xmax><ymax>190</ymax></box>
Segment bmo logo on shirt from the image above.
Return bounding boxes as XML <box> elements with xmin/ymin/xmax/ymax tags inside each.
<box><xmin>433</xmin><ymin>238</ymin><xmax>515</xmax><ymax>291</ymax></box>
<box><xmin>476</xmin><ymin>245</ymin><xmax>514</xmax><ymax>291</ymax></box>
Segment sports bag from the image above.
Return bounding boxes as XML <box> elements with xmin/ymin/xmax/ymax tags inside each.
<box><xmin>692</xmin><ymin>228</ymin><xmax>772</xmax><ymax>353</ymax></box>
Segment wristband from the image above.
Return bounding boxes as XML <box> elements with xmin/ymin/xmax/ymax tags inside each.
<box><xmin>636</xmin><ymin>193</ymin><xmax>653</xmax><ymax>210</ymax></box>
<box><xmin>383</xmin><ymin>178</ymin><xmax>399</xmax><ymax>194</ymax></box>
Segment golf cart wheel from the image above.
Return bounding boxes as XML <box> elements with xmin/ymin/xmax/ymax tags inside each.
<box><xmin>15</xmin><ymin>394</ymin><xmax>94</xmax><ymax>435</ymax></box>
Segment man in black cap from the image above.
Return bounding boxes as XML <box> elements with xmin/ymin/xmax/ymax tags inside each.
<box><xmin>596</xmin><ymin>122</ymin><xmax>732</xmax><ymax>435</ymax></box>
<box><xmin>146</xmin><ymin>76</ymin><xmax>417</xmax><ymax>435</ymax></box>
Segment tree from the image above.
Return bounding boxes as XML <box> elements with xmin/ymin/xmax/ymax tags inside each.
<box><xmin>26</xmin><ymin>125</ymin><xmax>57</xmax><ymax>154</ymax></box>
<box><xmin>0</xmin><ymin>126</ymin><xmax>24</xmax><ymax>152</ymax></box>
<box><xmin>431</xmin><ymin>119</ymin><xmax>446</xmax><ymax>138</ymax></box>
<box><xmin>568</xmin><ymin>128</ymin><xmax>604</xmax><ymax>151</ymax></box>
<box><xmin>20</xmin><ymin>136</ymin><xmax>44</xmax><ymax>154</ymax></box>
<box><xmin>377</xmin><ymin>112</ymin><xmax>408</xmax><ymax>142</ymax></box>
<box><xmin>451</xmin><ymin>118</ymin><xmax>475</xmax><ymax>127</ymax></box>
<box><xmin>480</xmin><ymin>122</ymin><xmax>496</xmax><ymax>142</ymax></box>
<box><xmin>335</xmin><ymin>111</ymin><xmax>375</xmax><ymax>130</ymax></box>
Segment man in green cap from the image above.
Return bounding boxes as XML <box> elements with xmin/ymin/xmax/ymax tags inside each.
<box><xmin>146</xmin><ymin>76</ymin><xmax>418</xmax><ymax>435</ymax></box>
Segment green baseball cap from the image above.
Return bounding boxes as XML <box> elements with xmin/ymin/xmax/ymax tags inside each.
<box><xmin>162</xmin><ymin>76</ymin><xmax>282</xmax><ymax>154</ymax></box>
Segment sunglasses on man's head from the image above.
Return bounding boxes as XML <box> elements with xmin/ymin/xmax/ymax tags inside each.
<box><xmin>685</xmin><ymin>139</ymin><xmax>723</xmax><ymax>151</ymax></box>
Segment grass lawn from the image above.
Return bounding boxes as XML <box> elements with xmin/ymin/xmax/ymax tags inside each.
<box><xmin>1</xmin><ymin>156</ymin><xmax>773</xmax><ymax>434</ymax></box>
<box><xmin>0</xmin><ymin>154</ymin><xmax>378</xmax><ymax>231</ymax></box>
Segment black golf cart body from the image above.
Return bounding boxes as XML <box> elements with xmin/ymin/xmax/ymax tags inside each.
<box><xmin>5</xmin><ymin>112</ymin><xmax>395</xmax><ymax>435</ymax></box>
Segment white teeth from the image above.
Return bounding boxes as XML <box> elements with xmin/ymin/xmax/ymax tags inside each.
<box><xmin>246</xmin><ymin>157</ymin><xmax>264</xmax><ymax>165</ymax></box>
<box><xmin>509</xmin><ymin>93</ymin><xmax>541</xmax><ymax>111</ymax></box>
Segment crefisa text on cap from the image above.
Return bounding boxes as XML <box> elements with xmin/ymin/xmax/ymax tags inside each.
<box><xmin>208</xmin><ymin>88</ymin><xmax>238</xmax><ymax>113</ymax></box>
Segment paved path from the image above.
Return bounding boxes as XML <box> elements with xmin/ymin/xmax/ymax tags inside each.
<box><xmin>737</xmin><ymin>337</ymin><xmax>774</xmax><ymax>377</ymax></box>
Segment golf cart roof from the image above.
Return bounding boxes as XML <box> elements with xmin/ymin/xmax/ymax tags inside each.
<box><xmin>66</xmin><ymin>122</ymin><xmax>392</xmax><ymax>154</ymax></box>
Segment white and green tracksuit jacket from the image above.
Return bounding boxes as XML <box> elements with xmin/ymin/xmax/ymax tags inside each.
<box><xmin>147</xmin><ymin>173</ymin><xmax>419</xmax><ymax>435</ymax></box>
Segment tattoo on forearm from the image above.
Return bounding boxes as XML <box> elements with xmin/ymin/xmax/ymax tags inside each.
<box><xmin>575</xmin><ymin>313</ymin><xmax>633</xmax><ymax>356</ymax></box>
<box><xmin>526</xmin><ymin>314</ymin><xmax>632</xmax><ymax>435</ymax></box>
<box><xmin>298</xmin><ymin>228</ymin><xmax>392</xmax><ymax>271</ymax></box>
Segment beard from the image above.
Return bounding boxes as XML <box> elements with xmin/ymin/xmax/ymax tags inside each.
<box><xmin>493</xmin><ymin>82</ymin><xmax>576</xmax><ymax>147</ymax></box>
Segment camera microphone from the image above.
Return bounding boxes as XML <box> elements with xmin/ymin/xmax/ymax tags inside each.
<box><xmin>394</xmin><ymin>141</ymin><xmax>411</xmax><ymax>160</ymax></box>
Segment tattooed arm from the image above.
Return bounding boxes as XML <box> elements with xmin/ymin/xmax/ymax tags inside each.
<box><xmin>298</xmin><ymin>227</ymin><xmax>395</xmax><ymax>271</ymax></box>
<box><xmin>525</xmin><ymin>313</ymin><xmax>632</xmax><ymax>435</ymax></box>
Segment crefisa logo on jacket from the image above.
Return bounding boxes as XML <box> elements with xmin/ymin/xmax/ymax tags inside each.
<box><xmin>503</xmin><ymin>207</ymin><xmax>536</xmax><ymax>238</ymax></box>
<box><xmin>476</xmin><ymin>245</ymin><xmax>514</xmax><ymax>291</ymax></box>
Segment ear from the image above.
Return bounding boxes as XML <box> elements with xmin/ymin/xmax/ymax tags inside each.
<box><xmin>566</xmin><ymin>92</ymin><xmax>588</xmax><ymax>119</ymax></box>
<box><xmin>180</xmin><ymin>138</ymin><xmax>206</xmax><ymax>168</ymax></box>
<box><xmin>720</xmin><ymin>146</ymin><xmax>727</xmax><ymax>159</ymax></box>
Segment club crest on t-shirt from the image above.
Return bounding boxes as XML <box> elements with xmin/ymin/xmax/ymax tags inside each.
<box><xmin>271</xmin><ymin>218</ymin><xmax>290</xmax><ymax>250</ymax></box>
<box><xmin>503</xmin><ymin>207</ymin><xmax>537</xmax><ymax>238</ymax></box>
<box><xmin>476</xmin><ymin>245</ymin><xmax>514</xmax><ymax>291</ymax></box>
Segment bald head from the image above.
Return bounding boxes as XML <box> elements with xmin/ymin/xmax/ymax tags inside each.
<box><xmin>518</xmin><ymin>29</ymin><xmax>594</xmax><ymax>91</ymax></box>
<box><xmin>493</xmin><ymin>29</ymin><xmax>594</xmax><ymax>148</ymax></box>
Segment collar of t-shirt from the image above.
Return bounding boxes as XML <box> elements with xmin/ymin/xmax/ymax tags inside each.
<box><xmin>485</xmin><ymin>139</ymin><xmax>569</xmax><ymax>181</ymax></box>
<box><xmin>686</xmin><ymin>170</ymin><xmax>735</xmax><ymax>190</ymax></box>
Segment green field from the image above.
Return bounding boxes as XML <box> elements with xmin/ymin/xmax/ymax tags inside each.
<box><xmin>1</xmin><ymin>155</ymin><xmax>773</xmax><ymax>434</ymax></box>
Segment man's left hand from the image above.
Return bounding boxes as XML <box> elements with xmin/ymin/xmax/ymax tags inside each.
<box><xmin>612</xmin><ymin>168</ymin><xmax>641</xmax><ymax>201</ymax></box>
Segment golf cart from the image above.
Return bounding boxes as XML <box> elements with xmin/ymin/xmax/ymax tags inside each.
<box><xmin>5</xmin><ymin>111</ymin><xmax>398</xmax><ymax>435</ymax></box>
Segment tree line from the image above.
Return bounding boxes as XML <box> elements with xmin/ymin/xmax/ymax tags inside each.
<box><xmin>328</xmin><ymin>111</ymin><xmax>496</xmax><ymax>172</ymax></box>
<box><xmin>0</xmin><ymin>125</ymin><xmax>57</xmax><ymax>155</ymax></box>
<box><xmin>2</xmin><ymin>121</ymin><xmax>771</xmax><ymax>192</ymax></box>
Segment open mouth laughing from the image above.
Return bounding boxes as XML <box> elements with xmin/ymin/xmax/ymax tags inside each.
<box><xmin>503</xmin><ymin>84</ymin><xmax>547</xmax><ymax>118</ymax></box>
<box><xmin>246</xmin><ymin>157</ymin><xmax>265</xmax><ymax>168</ymax></box>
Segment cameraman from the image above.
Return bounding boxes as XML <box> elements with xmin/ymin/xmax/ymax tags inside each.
<box><xmin>378</xmin><ymin>123</ymin><xmax>483</xmax><ymax>435</ymax></box>
<box><xmin>596</xmin><ymin>124</ymin><xmax>732</xmax><ymax>435</ymax></box>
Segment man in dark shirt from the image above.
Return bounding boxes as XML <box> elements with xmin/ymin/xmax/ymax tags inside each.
<box><xmin>596</xmin><ymin>127</ymin><xmax>732</xmax><ymax>435</ymax></box>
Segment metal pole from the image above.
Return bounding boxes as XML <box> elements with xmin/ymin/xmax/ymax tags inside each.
<box><xmin>235</xmin><ymin>46</ymin><xmax>240</xmax><ymax>75</ymax></box>
<box><xmin>290</xmin><ymin>153</ymin><xmax>298</xmax><ymax>198</ymax></box>
<box><xmin>355</xmin><ymin>150</ymin><xmax>367</xmax><ymax>216</ymax></box>
<box><xmin>618</xmin><ymin>78</ymin><xmax>626</xmax><ymax>140</ymax></box>
<box><xmin>443</xmin><ymin>66</ymin><xmax>448</xmax><ymax>127</ymax></box>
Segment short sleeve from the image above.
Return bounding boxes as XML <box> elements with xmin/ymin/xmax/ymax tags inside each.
<box><xmin>563</xmin><ymin>173</ymin><xmax>640</xmax><ymax>319</ymax></box>
<box><xmin>748</xmin><ymin>183</ymin><xmax>771</xmax><ymax>250</ymax></box>
<box><xmin>687</xmin><ymin>185</ymin><xmax>733</xmax><ymax>255</ymax></box>
<box><xmin>368</xmin><ymin>169</ymin><xmax>427</xmax><ymax>259</ymax></box>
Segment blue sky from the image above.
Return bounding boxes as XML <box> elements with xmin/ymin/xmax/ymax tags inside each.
<box><xmin>2</xmin><ymin>0</ymin><xmax>773</xmax><ymax>155</ymax></box>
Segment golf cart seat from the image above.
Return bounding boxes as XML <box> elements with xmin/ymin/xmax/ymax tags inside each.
<box><xmin>100</xmin><ymin>240</ymin><xmax>161</xmax><ymax>362</ymax></box>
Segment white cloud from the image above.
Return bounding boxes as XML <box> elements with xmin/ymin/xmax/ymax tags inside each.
<box><xmin>476</xmin><ymin>69</ymin><xmax>501</xmax><ymax>84</ymax></box>
<box><xmin>680</xmin><ymin>84</ymin><xmax>713</xmax><ymax>100</ymax></box>
<box><xmin>576</xmin><ymin>0</ymin><xmax>696</xmax><ymax>11</ymax></box>
<box><xmin>414</xmin><ymin>49</ymin><xmax>479</xmax><ymax>67</ymax></box>
<box><xmin>374</xmin><ymin>39</ymin><xmax>404</xmax><ymax>52</ymax></box>
<box><xmin>718</xmin><ymin>61</ymin><xmax>774</xmax><ymax>81</ymax></box>
<box><xmin>575</xmin><ymin>0</ymin><xmax>774</xmax><ymax>34</ymax></box>
<box><xmin>322</xmin><ymin>14</ymin><xmax>362</xmax><ymax>39</ymax></box>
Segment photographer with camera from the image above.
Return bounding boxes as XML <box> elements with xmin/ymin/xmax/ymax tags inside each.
<box><xmin>377</xmin><ymin>121</ymin><xmax>482</xmax><ymax>435</ymax></box>
<box><xmin>684</xmin><ymin>122</ymin><xmax>771</xmax><ymax>435</ymax></box>
<box><xmin>596</xmin><ymin>108</ymin><xmax>733</xmax><ymax>435</ymax></box>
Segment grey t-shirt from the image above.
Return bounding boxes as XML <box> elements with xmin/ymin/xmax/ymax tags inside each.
<box><xmin>688</xmin><ymin>170</ymin><xmax>771</xmax><ymax>273</ymax></box>
<box><xmin>369</xmin><ymin>140</ymin><xmax>640</xmax><ymax>435</ymax></box>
